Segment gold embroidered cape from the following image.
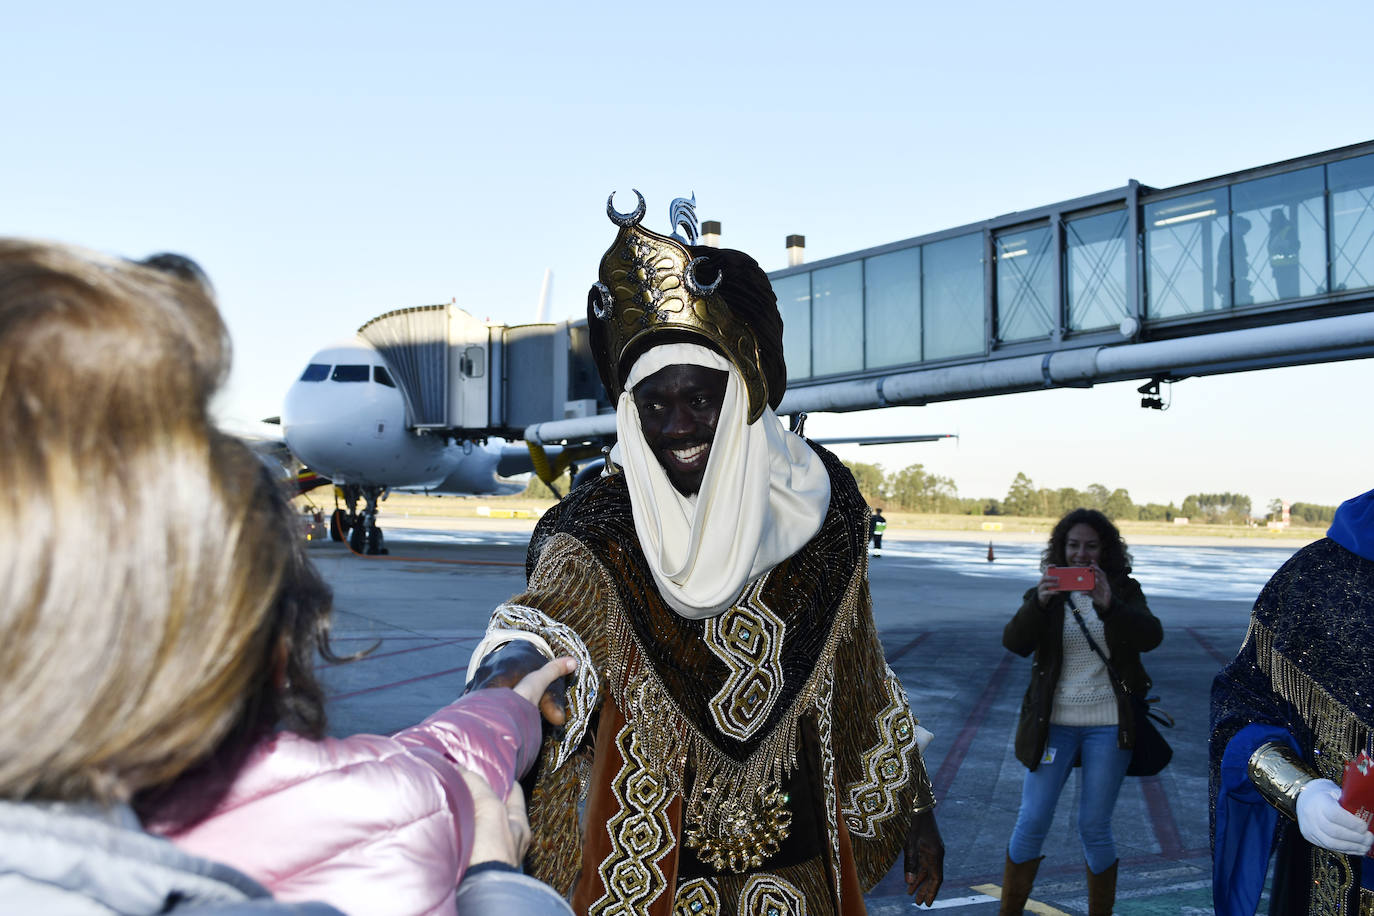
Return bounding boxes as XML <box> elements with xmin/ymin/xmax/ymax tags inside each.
<box><xmin>492</xmin><ymin>445</ymin><xmax>934</xmax><ymax>916</ymax></box>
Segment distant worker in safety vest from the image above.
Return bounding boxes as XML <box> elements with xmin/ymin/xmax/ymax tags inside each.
<box><xmin>871</xmin><ymin>508</ymin><xmax>887</xmax><ymax>557</ymax></box>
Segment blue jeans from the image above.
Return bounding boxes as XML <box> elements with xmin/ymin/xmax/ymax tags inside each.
<box><xmin>1008</xmin><ymin>723</ymin><xmax>1132</xmax><ymax>874</ymax></box>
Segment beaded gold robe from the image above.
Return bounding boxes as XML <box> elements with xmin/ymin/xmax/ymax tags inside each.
<box><xmin>492</xmin><ymin>445</ymin><xmax>935</xmax><ymax>916</ymax></box>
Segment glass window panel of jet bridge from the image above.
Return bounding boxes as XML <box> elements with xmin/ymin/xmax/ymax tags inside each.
<box><xmin>1328</xmin><ymin>153</ymin><xmax>1374</xmax><ymax>295</ymax></box>
<box><xmin>810</xmin><ymin>261</ymin><xmax>864</xmax><ymax>377</ymax></box>
<box><xmin>864</xmin><ymin>247</ymin><xmax>921</xmax><ymax>369</ymax></box>
<box><xmin>1144</xmin><ymin>190</ymin><xmax>1229</xmax><ymax>318</ymax></box>
<box><xmin>922</xmin><ymin>232</ymin><xmax>985</xmax><ymax>360</ymax></box>
<box><xmin>773</xmin><ymin>272</ymin><xmax>812</xmax><ymax>380</ymax></box>
<box><xmin>1066</xmin><ymin>210</ymin><xmax>1128</xmax><ymax>331</ymax></box>
<box><xmin>994</xmin><ymin>225</ymin><xmax>1054</xmax><ymax>342</ymax></box>
<box><xmin>1230</xmin><ymin>166</ymin><xmax>1325</xmax><ymax>305</ymax></box>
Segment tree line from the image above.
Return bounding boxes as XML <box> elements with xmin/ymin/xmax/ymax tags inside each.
<box><xmin>844</xmin><ymin>462</ymin><xmax>1337</xmax><ymax>525</ymax></box>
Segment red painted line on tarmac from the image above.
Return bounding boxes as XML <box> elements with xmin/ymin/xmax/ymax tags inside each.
<box><xmin>932</xmin><ymin>653</ymin><xmax>1014</xmax><ymax>798</ymax></box>
<box><xmin>1185</xmin><ymin>626</ymin><xmax>1233</xmax><ymax>667</ymax></box>
<box><xmin>327</xmin><ymin>665</ymin><xmax>468</xmax><ymax>702</ymax></box>
<box><xmin>313</xmin><ymin>636</ymin><xmax>478</xmax><ymax>670</ymax></box>
<box><xmin>330</xmin><ymin>635</ymin><xmax>432</xmax><ymax>642</ymax></box>
<box><xmin>886</xmin><ymin>632</ymin><xmax>930</xmax><ymax>665</ymax></box>
<box><xmin>1140</xmin><ymin>774</ymin><xmax>1184</xmax><ymax>858</ymax></box>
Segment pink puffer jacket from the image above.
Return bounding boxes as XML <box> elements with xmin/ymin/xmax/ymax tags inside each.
<box><xmin>148</xmin><ymin>689</ymin><xmax>540</xmax><ymax>916</ymax></box>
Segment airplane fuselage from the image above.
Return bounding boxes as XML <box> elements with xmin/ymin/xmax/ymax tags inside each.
<box><xmin>282</xmin><ymin>341</ymin><xmax>518</xmax><ymax>494</ymax></box>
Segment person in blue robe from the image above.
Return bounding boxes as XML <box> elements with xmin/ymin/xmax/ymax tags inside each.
<box><xmin>1210</xmin><ymin>489</ymin><xmax>1374</xmax><ymax>915</ymax></box>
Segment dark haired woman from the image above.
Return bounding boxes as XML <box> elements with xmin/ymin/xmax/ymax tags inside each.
<box><xmin>998</xmin><ymin>509</ymin><xmax>1162</xmax><ymax>915</ymax></box>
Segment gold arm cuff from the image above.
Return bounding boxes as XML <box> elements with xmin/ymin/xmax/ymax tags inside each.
<box><xmin>1248</xmin><ymin>741</ymin><xmax>1319</xmax><ymax>821</ymax></box>
<box><xmin>911</xmin><ymin>756</ymin><xmax>937</xmax><ymax>814</ymax></box>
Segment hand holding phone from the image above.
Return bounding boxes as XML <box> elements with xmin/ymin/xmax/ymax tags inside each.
<box><xmin>1046</xmin><ymin>566</ymin><xmax>1096</xmax><ymax>592</ymax></box>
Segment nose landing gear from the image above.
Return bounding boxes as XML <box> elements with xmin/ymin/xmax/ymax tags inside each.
<box><xmin>332</xmin><ymin>485</ymin><xmax>389</xmax><ymax>555</ymax></box>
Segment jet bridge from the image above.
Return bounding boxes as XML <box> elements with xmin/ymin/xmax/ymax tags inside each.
<box><xmin>767</xmin><ymin>139</ymin><xmax>1374</xmax><ymax>410</ymax></box>
<box><xmin>364</xmin><ymin>140</ymin><xmax>1374</xmax><ymax>449</ymax></box>
<box><xmin>357</xmin><ymin>304</ymin><xmax>609</xmax><ymax>440</ymax></box>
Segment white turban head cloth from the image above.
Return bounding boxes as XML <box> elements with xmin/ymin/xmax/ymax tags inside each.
<box><xmin>612</xmin><ymin>342</ymin><xmax>830</xmax><ymax>619</ymax></box>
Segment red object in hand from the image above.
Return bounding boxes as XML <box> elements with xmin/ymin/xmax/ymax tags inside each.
<box><xmin>1339</xmin><ymin>751</ymin><xmax>1374</xmax><ymax>857</ymax></box>
<box><xmin>1047</xmin><ymin>566</ymin><xmax>1096</xmax><ymax>592</ymax></box>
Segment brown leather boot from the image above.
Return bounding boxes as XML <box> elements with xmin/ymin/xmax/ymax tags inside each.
<box><xmin>998</xmin><ymin>853</ymin><xmax>1043</xmax><ymax>915</ymax></box>
<box><xmin>1085</xmin><ymin>859</ymin><xmax>1118</xmax><ymax>916</ymax></box>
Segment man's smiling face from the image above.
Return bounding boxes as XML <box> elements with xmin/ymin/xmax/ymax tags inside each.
<box><xmin>632</xmin><ymin>363</ymin><xmax>729</xmax><ymax>496</ymax></box>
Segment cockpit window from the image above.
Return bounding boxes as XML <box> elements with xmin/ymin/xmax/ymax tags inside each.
<box><xmin>331</xmin><ymin>364</ymin><xmax>370</xmax><ymax>382</ymax></box>
<box><xmin>373</xmin><ymin>366</ymin><xmax>397</xmax><ymax>388</ymax></box>
<box><xmin>299</xmin><ymin>363</ymin><xmax>330</xmax><ymax>382</ymax></box>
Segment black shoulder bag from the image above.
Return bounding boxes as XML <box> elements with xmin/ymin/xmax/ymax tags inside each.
<box><xmin>1068</xmin><ymin>605</ymin><xmax>1174</xmax><ymax>777</ymax></box>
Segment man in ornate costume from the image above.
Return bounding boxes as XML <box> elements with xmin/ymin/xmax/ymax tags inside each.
<box><xmin>467</xmin><ymin>193</ymin><xmax>943</xmax><ymax>915</ymax></box>
<box><xmin>1211</xmin><ymin>488</ymin><xmax>1374</xmax><ymax>915</ymax></box>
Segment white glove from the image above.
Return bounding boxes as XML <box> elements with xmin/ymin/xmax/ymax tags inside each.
<box><xmin>1296</xmin><ymin>778</ymin><xmax>1374</xmax><ymax>855</ymax></box>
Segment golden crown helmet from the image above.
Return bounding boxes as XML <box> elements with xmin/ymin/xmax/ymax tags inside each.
<box><xmin>591</xmin><ymin>191</ymin><xmax>770</xmax><ymax>423</ymax></box>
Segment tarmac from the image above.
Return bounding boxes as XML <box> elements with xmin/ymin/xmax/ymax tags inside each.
<box><xmin>312</xmin><ymin>522</ymin><xmax>1287</xmax><ymax>915</ymax></box>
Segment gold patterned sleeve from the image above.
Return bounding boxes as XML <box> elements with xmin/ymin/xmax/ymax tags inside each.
<box><xmin>831</xmin><ymin>572</ymin><xmax>935</xmax><ymax>888</ymax></box>
<box><xmin>479</xmin><ymin>532</ymin><xmax>617</xmax><ymax>769</ymax></box>
<box><xmin>491</xmin><ymin>533</ymin><xmax>624</xmax><ymax>894</ymax></box>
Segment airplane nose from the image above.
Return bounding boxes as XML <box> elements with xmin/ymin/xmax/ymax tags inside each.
<box><xmin>281</xmin><ymin>376</ymin><xmax>378</xmax><ymax>471</ymax></box>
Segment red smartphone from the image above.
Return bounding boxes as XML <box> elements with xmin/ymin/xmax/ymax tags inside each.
<box><xmin>1047</xmin><ymin>566</ymin><xmax>1096</xmax><ymax>591</ymax></box>
<box><xmin>1339</xmin><ymin>751</ymin><xmax>1374</xmax><ymax>857</ymax></box>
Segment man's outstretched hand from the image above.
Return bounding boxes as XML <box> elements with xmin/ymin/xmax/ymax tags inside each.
<box><xmin>903</xmin><ymin>809</ymin><xmax>944</xmax><ymax>906</ymax></box>
<box><xmin>466</xmin><ymin>641</ymin><xmax>571</xmax><ymax>727</ymax></box>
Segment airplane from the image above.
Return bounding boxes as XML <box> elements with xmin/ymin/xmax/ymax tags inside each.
<box><xmin>278</xmin><ymin>338</ymin><xmax>601</xmax><ymax>554</ymax></box>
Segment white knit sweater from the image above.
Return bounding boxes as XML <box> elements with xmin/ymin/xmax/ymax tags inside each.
<box><xmin>1051</xmin><ymin>592</ymin><xmax>1118</xmax><ymax>727</ymax></box>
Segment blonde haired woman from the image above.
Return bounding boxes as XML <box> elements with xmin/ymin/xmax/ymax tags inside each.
<box><xmin>0</xmin><ymin>241</ymin><xmax>570</xmax><ymax>915</ymax></box>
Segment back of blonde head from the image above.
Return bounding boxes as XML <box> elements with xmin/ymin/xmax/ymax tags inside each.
<box><xmin>0</xmin><ymin>240</ymin><xmax>290</xmax><ymax>803</ymax></box>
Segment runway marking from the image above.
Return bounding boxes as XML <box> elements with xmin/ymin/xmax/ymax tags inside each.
<box><xmin>918</xmin><ymin>878</ymin><xmax>1212</xmax><ymax>912</ymax></box>
<box><xmin>911</xmin><ymin>891</ymin><xmax>997</xmax><ymax>909</ymax></box>
<box><xmin>327</xmin><ymin>665</ymin><xmax>467</xmax><ymax>701</ymax></box>
<box><xmin>1185</xmin><ymin>626</ymin><xmax>1233</xmax><ymax>667</ymax></box>
<box><xmin>932</xmin><ymin>653</ymin><xmax>1013</xmax><ymax>798</ymax></box>
<box><xmin>887</xmin><ymin>632</ymin><xmax>931</xmax><ymax>665</ymax></box>
<box><xmin>1140</xmin><ymin>774</ymin><xmax>1184</xmax><ymax>858</ymax></box>
<box><xmin>968</xmin><ymin>885</ymin><xmax>1069</xmax><ymax>914</ymax></box>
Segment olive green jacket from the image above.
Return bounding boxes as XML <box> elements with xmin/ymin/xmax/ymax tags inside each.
<box><xmin>1002</xmin><ymin>576</ymin><xmax>1162</xmax><ymax>770</ymax></box>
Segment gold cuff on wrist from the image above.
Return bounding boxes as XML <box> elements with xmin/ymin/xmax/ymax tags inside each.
<box><xmin>1248</xmin><ymin>741</ymin><xmax>1319</xmax><ymax>821</ymax></box>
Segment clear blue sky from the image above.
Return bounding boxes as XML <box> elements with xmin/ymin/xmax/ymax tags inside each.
<box><xmin>4</xmin><ymin>1</ymin><xmax>1371</xmax><ymax>510</ymax></box>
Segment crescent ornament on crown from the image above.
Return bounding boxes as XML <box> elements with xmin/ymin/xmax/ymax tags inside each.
<box><xmin>590</xmin><ymin>190</ymin><xmax>770</xmax><ymax>423</ymax></box>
